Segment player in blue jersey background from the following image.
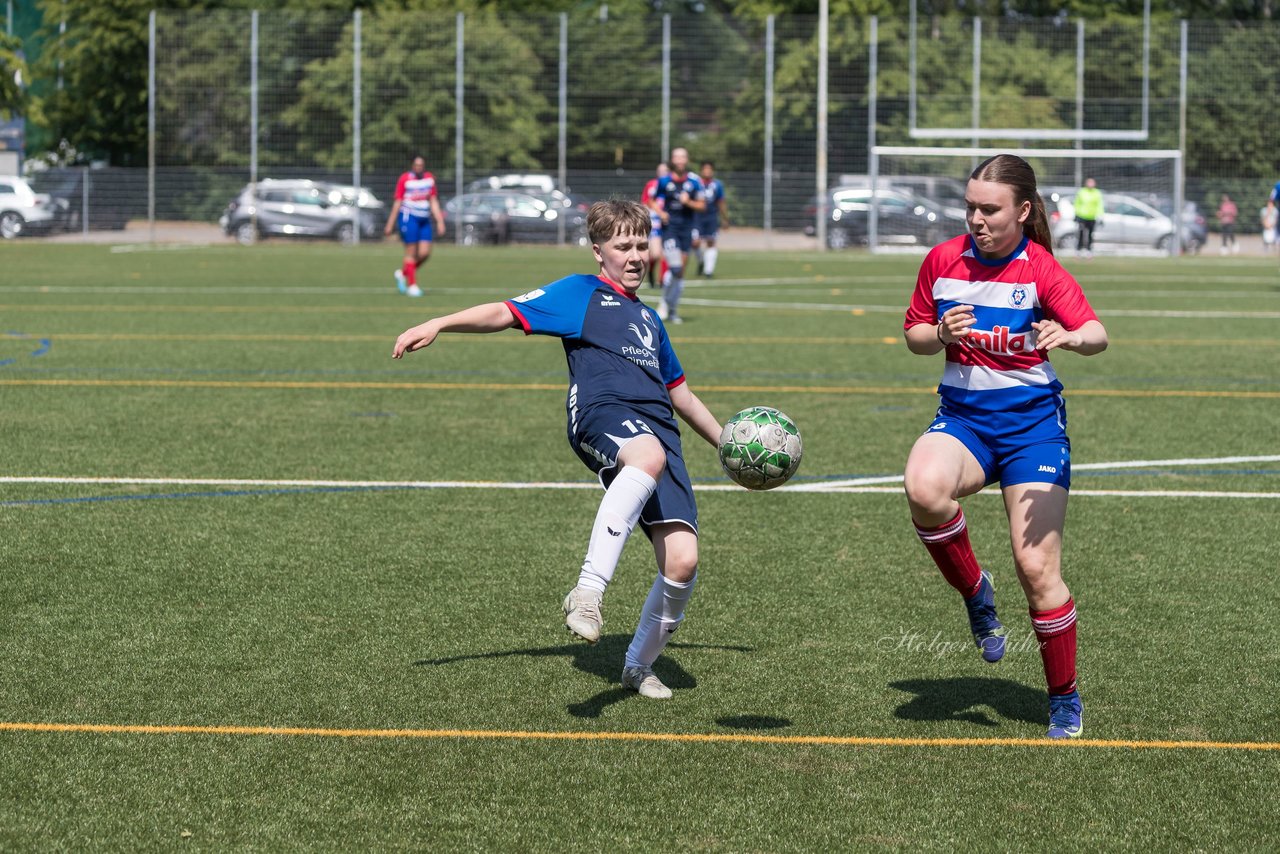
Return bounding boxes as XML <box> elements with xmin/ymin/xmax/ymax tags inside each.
<box><xmin>393</xmin><ymin>200</ymin><xmax>724</xmax><ymax>700</ymax></box>
<box><xmin>648</xmin><ymin>147</ymin><xmax>706</xmax><ymax>324</ymax></box>
<box><xmin>693</xmin><ymin>160</ymin><xmax>729</xmax><ymax>278</ymax></box>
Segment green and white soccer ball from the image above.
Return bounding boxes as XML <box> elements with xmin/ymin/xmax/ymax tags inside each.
<box><xmin>718</xmin><ymin>406</ymin><xmax>803</xmax><ymax>491</ymax></box>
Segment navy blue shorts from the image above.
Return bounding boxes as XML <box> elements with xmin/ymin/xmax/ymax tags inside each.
<box><xmin>572</xmin><ymin>405</ymin><xmax>697</xmax><ymax>535</ymax></box>
<box><xmin>398</xmin><ymin>212</ymin><xmax>433</xmax><ymax>244</ymax></box>
<box><xmin>663</xmin><ymin>223</ymin><xmax>695</xmax><ymax>254</ymax></box>
<box><xmin>693</xmin><ymin>213</ymin><xmax>719</xmax><ymax>240</ymax></box>
<box><xmin>925</xmin><ymin>397</ymin><xmax>1072</xmax><ymax>490</ymax></box>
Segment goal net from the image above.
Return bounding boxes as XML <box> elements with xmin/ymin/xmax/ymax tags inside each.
<box><xmin>865</xmin><ymin>146</ymin><xmax>1183</xmax><ymax>257</ymax></box>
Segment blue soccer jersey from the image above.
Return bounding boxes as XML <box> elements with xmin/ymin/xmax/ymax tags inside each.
<box><xmin>654</xmin><ymin>172</ymin><xmax>705</xmax><ymax>231</ymax></box>
<box><xmin>504</xmin><ymin>274</ymin><xmax>685</xmax><ymax>443</ymax></box>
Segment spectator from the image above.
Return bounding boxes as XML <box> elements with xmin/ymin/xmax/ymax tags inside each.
<box><xmin>1073</xmin><ymin>177</ymin><xmax>1103</xmax><ymax>259</ymax></box>
<box><xmin>1216</xmin><ymin>194</ymin><xmax>1238</xmax><ymax>254</ymax></box>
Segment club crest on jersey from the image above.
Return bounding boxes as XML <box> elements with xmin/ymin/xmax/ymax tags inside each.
<box><xmin>640</xmin><ymin>308</ymin><xmax>654</xmax><ymax>327</ymax></box>
<box><xmin>627</xmin><ymin>322</ymin><xmax>655</xmax><ymax>351</ymax></box>
<box><xmin>1009</xmin><ymin>285</ymin><xmax>1029</xmax><ymax>308</ymax></box>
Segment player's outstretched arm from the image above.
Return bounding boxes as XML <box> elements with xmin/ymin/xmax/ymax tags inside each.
<box><xmin>431</xmin><ymin>196</ymin><xmax>446</xmax><ymax>238</ymax></box>
<box><xmin>669</xmin><ymin>382</ymin><xmax>721</xmax><ymax>449</ymax></box>
<box><xmin>392</xmin><ymin>302</ymin><xmax>517</xmax><ymax>359</ymax></box>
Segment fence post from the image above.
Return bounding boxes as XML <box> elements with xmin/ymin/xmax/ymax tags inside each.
<box><xmin>352</xmin><ymin>8</ymin><xmax>361</xmax><ymax>245</ymax></box>
<box><xmin>455</xmin><ymin>12</ymin><xmax>464</xmax><ymax>245</ymax></box>
<box><xmin>816</xmin><ymin>0</ymin><xmax>828</xmax><ymax>252</ymax></box>
<box><xmin>867</xmin><ymin>17</ymin><xmax>877</xmax><ymax>179</ymax></box>
<box><xmin>147</xmin><ymin>9</ymin><xmax>155</xmax><ymax>243</ymax></box>
<box><xmin>1074</xmin><ymin>18</ymin><xmax>1083</xmax><ymax>188</ymax></box>
<box><xmin>250</xmin><ymin>9</ymin><xmax>258</xmax><ymax>240</ymax></box>
<box><xmin>661</xmin><ymin>15</ymin><xmax>670</xmax><ymax>160</ymax></box>
<box><xmin>81</xmin><ymin>166</ymin><xmax>88</xmax><ymax>235</ymax></box>
<box><xmin>763</xmin><ymin>14</ymin><xmax>774</xmax><ymax>233</ymax></box>
<box><xmin>1175</xmin><ymin>18</ymin><xmax>1187</xmax><ymax>257</ymax></box>
<box><xmin>558</xmin><ymin>12</ymin><xmax>567</xmax><ymax>246</ymax></box>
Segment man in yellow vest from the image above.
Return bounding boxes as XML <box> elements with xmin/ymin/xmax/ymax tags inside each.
<box><xmin>1074</xmin><ymin>178</ymin><xmax>1104</xmax><ymax>259</ymax></box>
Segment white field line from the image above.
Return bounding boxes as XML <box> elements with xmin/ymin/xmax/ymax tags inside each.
<box><xmin>2</xmin><ymin>454</ymin><xmax>1278</xmax><ymax>499</ymax></box>
<box><xmin>677</xmin><ymin>296</ymin><xmax>1280</xmax><ymax>320</ymax></box>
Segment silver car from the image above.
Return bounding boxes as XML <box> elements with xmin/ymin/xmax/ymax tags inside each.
<box><xmin>0</xmin><ymin>175</ymin><xmax>64</xmax><ymax>239</ymax></box>
<box><xmin>219</xmin><ymin>179</ymin><xmax>385</xmax><ymax>245</ymax></box>
<box><xmin>1047</xmin><ymin>189</ymin><xmax>1176</xmax><ymax>251</ymax></box>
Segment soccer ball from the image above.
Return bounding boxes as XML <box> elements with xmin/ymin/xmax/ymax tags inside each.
<box><xmin>718</xmin><ymin>406</ymin><xmax>803</xmax><ymax>491</ymax></box>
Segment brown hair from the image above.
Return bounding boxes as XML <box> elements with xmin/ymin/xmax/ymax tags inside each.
<box><xmin>587</xmin><ymin>199</ymin><xmax>651</xmax><ymax>245</ymax></box>
<box><xmin>969</xmin><ymin>154</ymin><xmax>1054</xmax><ymax>255</ymax></box>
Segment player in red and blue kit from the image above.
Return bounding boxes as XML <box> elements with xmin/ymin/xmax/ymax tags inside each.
<box><xmin>642</xmin><ymin>163</ymin><xmax>668</xmax><ymax>289</ymax></box>
<box><xmin>903</xmin><ymin>154</ymin><xmax>1108</xmax><ymax>739</ymax></box>
<box><xmin>648</xmin><ymin>147</ymin><xmax>706</xmax><ymax>324</ymax></box>
<box><xmin>393</xmin><ymin>200</ymin><xmax>724</xmax><ymax>700</ymax></box>
<box><xmin>384</xmin><ymin>156</ymin><xmax>446</xmax><ymax>298</ymax></box>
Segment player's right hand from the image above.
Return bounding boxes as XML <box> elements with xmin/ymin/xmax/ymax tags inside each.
<box><xmin>937</xmin><ymin>304</ymin><xmax>977</xmax><ymax>344</ymax></box>
<box><xmin>392</xmin><ymin>322</ymin><xmax>438</xmax><ymax>358</ymax></box>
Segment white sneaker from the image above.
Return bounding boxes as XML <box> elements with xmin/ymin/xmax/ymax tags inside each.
<box><xmin>406</xmin><ymin>284</ymin><xmax>424</xmax><ymax>298</ymax></box>
<box><xmin>668</xmin><ymin>315</ymin><xmax>683</xmax><ymax>325</ymax></box>
<box><xmin>394</xmin><ymin>269</ymin><xmax>407</xmax><ymax>294</ymax></box>
<box><xmin>562</xmin><ymin>586</ymin><xmax>603</xmax><ymax>644</ymax></box>
<box><xmin>621</xmin><ymin>665</ymin><xmax>672</xmax><ymax>699</ymax></box>
<box><xmin>656</xmin><ymin>299</ymin><xmax>669</xmax><ymax>320</ymax></box>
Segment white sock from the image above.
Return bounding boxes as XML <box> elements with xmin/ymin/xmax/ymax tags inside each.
<box><xmin>576</xmin><ymin>466</ymin><xmax>658</xmax><ymax>595</ymax></box>
<box><xmin>624</xmin><ymin>572</ymin><xmax>696</xmax><ymax>668</ymax></box>
<box><xmin>703</xmin><ymin>247</ymin><xmax>718</xmax><ymax>275</ymax></box>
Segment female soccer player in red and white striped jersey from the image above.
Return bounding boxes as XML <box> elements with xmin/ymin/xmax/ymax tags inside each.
<box><xmin>902</xmin><ymin>154</ymin><xmax>1108</xmax><ymax>739</ymax></box>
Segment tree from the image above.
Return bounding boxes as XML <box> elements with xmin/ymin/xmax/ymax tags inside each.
<box><xmin>0</xmin><ymin>32</ymin><xmax>32</xmax><ymax>121</ymax></box>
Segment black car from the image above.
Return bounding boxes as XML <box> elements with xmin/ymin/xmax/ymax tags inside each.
<box><xmin>445</xmin><ymin>191</ymin><xmax>588</xmax><ymax>246</ymax></box>
<box><xmin>804</xmin><ymin>186</ymin><xmax>966</xmax><ymax>249</ymax></box>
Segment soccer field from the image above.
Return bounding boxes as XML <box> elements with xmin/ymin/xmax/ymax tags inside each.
<box><xmin>1</xmin><ymin>240</ymin><xmax>1277</xmax><ymax>848</ymax></box>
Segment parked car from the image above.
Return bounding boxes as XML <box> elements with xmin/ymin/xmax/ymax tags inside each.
<box><xmin>29</xmin><ymin>168</ymin><xmax>130</xmax><ymax>232</ymax></box>
<box><xmin>1151</xmin><ymin>197</ymin><xmax>1207</xmax><ymax>253</ymax></box>
<box><xmin>445</xmin><ymin>191</ymin><xmax>589</xmax><ymax>246</ymax></box>
<box><xmin>0</xmin><ymin>175</ymin><xmax>64</xmax><ymax>239</ymax></box>
<box><xmin>218</xmin><ymin>179</ymin><xmax>385</xmax><ymax>245</ymax></box>
<box><xmin>465</xmin><ymin>173</ymin><xmax>559</xmax><ymax>195</ymax></box>
<box><xmin>1045</xmin><ymin>189</ymin><xmax>1177</xmax><ymax>251</ymax></box>
<box><xmin>803</xmin><ymin>186</ymin><xmax>966</xmax><ymax>249</ymax></box>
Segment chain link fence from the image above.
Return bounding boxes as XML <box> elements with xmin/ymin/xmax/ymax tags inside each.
<box><xmin>14</xmin><ymin>9</ymin><xmax>1280</xmax><ymax>250</ymax></box>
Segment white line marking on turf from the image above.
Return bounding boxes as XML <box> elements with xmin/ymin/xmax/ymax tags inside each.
<box><xmin>2</xmin><ymin>454</ymin><xmax>1277</xmax><ymax>500</ymax></box>
<box><xmin>677</xmin><ymin>296</ymin><xmax>1280</xmax><ymax>320</ymax></box>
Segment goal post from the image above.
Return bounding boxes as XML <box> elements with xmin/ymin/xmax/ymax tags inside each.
<box><xmin>867</xmin><ymin>145</ymin><xmax>1183</xmax><ymax>257</ymax></box>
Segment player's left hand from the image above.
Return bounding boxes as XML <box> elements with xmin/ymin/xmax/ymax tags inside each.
<box><xmin>393</xmin><ymin>322</ymin><xmax>439</xmax><ymax>359</ymax></box>
<box><xmin>1032</xmin><ymin>319</ymin><xmax>1081</xmax><ymax>352</ymax></box>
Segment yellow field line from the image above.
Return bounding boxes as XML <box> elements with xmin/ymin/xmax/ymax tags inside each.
<box><xmin>0</xmin><ymin>378</ymin><xmax>1277</xmax><ymax>399</ymax></box>
<box><xmin>1</xmin><ymin>721</ymin><xmax>1276</xmax><ymax>751</ymax></box>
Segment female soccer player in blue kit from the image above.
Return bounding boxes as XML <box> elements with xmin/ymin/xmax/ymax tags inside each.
<box><xmin>393</xmin><ymin>200</ymin><xmax>723</xmax><ymax>699</ymax></box>
<box><xmin>902</xmin><ymin>154</ymin><xmax>1108</xmax><ymax>739</ymax></box>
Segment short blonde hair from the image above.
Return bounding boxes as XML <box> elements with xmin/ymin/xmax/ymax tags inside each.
<box><xmin>587</xmin><ymin>199</ymin><xmax>651</xmax><ymax>245</ymax></box>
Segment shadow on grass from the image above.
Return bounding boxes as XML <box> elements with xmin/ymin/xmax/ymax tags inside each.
<box><xmin>415</xmin><ymin>635</ymin><xmax>754</xmax><ymax>719</ymax></box>
<box><xmin>889</xmin><ymin>677</ymin><xmax>1047</xmax><ymax>728</ymax></box>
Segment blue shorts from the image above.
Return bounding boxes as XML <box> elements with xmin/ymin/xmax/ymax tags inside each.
<box><xmin>693</xmin><ymin>213</ymin><xmax>719</xmax><ymax>240</ymax></box>
<box><xmin>398</xmin><ymin>212</ymin><xmax>434</xmax><ymax>244</ymax></box>
<box><xmin>572</xmin><ymin>405</ymin><xmax>697</xmax><ymax>535</ymax></box>
<box><xmin>664</xmin><ymin>222</ymin><xmax>694</xmax><ymax>254</ymax></box>
<box><xmin>925</xmin><ymin>397</ymin><xmax>1072</xmax><ymax>490</ymax></box>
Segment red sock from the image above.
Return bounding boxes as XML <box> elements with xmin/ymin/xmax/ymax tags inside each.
<box><xmin>402</xmin><ymin>259</ymin><xmax>417</xmax><ymax>286</ymax></box>
<box><xmin>1031</xmin><ymin>598</ymin><xmax>1078</xmax><ymax>695</ymax></box>
<box><xmin>914</xmin><ymin>509</ymin><xmax>982</xmax><ymax>598</ymax></box>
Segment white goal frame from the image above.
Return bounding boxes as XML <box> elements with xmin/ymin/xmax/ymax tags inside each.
<box><xmin>868</xmin><ymin>145</ymin><xmax>1183</xmax><ymax>256</ymax></box>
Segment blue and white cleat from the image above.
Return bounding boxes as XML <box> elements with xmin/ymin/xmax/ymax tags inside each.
<box><xmin>406</xmin><ymin>284</ymin><xmax>423</xmax><ymax>298</ymax></box>
<box><xmin>1047</xmin><ymin>690</ymin><xmax>1084</xmax><ymax>739</ymax></box>
<box><xmin>965</xmin><ymin>570</ymin><xmax>1008</xmax><ymax>663</ymax></box>
<box><xmin>394</xmin><ymin>269</ymin><xmax>408</xmax><ymax>294</ymax></box>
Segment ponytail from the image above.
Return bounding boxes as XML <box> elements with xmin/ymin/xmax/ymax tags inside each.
<box><xmin>1026</xmin><ymin>192</ymin><xmax>1054</xmax><ymax>256</ymax></box>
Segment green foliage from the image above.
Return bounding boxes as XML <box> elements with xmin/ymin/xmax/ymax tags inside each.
<box><xmin>0</xmin><ymin>31</ymin><xmax>31</xmax><ymax>121</ymax></box>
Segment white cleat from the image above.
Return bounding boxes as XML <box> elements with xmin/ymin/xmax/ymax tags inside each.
<box><xmin>562</xmin><ymin>586</ymin><xmax>603</xmax><ymax>644</ymax></box>
<box><xmin>406</xmin><ymin>284</ymin><xmax>424</xmax><ymax>298</ymax></box>
<box><xmin>394</xmin><ymin>269</ymin><xmax>408</xmax><ymax>294</ymax></box>
<box><xmin>656</xmin><ymin>299</ymin><xmax>669</xmax><ymax>320</ymax></box>
<box><xmin>621</xmin><ymin>665</ymin><xmax>672</xmax><ymax>699</ymax></box>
